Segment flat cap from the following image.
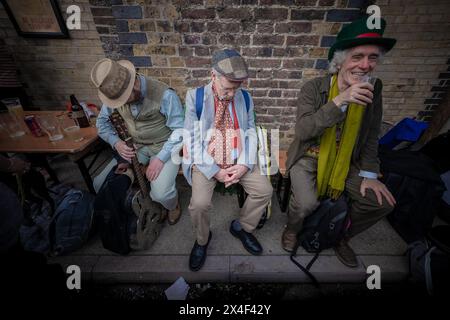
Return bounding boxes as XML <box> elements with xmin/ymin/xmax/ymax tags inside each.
<box><xmin>212</xmin><ymin>48</ymin><xmax>249</xmax><ymax>81</ymax></box>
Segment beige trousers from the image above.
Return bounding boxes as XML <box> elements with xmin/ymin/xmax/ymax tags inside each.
<box><xmin>189</xmin><ymin>166</ymin><xmax>273</xmax><ymax>245</ymax></box>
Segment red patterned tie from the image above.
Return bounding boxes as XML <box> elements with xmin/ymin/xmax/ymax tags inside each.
<box><xmin>208</xmin><ymin>85</ymin><xmax>236</xmax><ymax>169</ymax></box>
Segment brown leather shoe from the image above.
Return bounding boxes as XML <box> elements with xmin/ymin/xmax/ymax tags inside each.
<box><xmin>334</xmin><ymin>239</ymin><xmax>358</xmax><ymax>268</ymax></box>
<box><xmin>167</xmin><ymin>202</ymin><xmax>182</xmax><ymax>225</ymax></box>
<box><xmin>281</xmin><ymin>226</ymin><xmax>298</xmax><ymax>253</ymax></box>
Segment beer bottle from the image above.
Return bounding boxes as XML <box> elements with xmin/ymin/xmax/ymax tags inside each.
<box><xmin>70</xmin><ymin>94</ymin><xmax>90</xmax><ymax>128</ymax></box>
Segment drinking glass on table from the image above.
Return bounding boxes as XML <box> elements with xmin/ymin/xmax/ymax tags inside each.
<box><xmin>58</xmin><ymin>112</ymin><xmax>84</xmax><ymax>142</ymax></box>
<box><xmin>1</xmin><ymin>97</ymin><xmax>27</xmax><ymax>133</ymax></box>
<box><xmin>37</xmin><ymin>114</ymin><xmax>64</xmax><ymax>142</ymax></box>
<box><xmin>0</xmin><ymin>112</ymin><xmax>25</xmax><ymax>138</ymax></box>
<box><xmin>1</xmin><ymin>97</ymin><xmax>25</xmax><ymax>119</ymax></box>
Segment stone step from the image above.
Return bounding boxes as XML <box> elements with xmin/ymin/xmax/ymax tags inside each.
<box><xmin>50</xmin><ymin>254</ymin><xmax>409</xmax><ymax>284</ymax></box>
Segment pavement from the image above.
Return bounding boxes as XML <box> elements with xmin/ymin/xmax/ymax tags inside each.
<box><xmin>47</xmin><ymin>149</ymin><xmax>410</xmax><ymax>285</ymax></box>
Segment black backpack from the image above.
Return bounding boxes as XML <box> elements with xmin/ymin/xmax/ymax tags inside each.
<box><xmin>19</xmin><ymin>183</ymin><xmax>95</xmax><ymax>256</ymax></box>
<box><xmin>407</xmin><ymin>226</ymin><xmax>450</xmax><ymax>296</ymax></box>
<box><xmin>380</xmin><ymin>148</ymin><xmax>446</xmax><ymax>243</ymax></box>
<box><xmin>290</xmin><ymin>195</ymin><xmax>350</xmax><ymax>286</ymax></box>
<box><xmin>93</xmin><ymin>165</ymin><xmax>136</xmax><ymax>255</ymax></box>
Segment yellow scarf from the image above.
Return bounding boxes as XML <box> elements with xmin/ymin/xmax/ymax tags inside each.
<box><xmin>316</xmin><ymin>75</ymin><xmax>365</xmax><ymax>199</ymax></box>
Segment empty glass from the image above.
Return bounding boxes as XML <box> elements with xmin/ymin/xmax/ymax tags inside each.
<box><xmin>37</xmin><ymin>114</ymin><xmax>64</xmax><ymax>142</ymax></box>
<box><xmin>58</xmin><ymin>112</ymin><xmax>84</xmax><ymax>142</ymax></box>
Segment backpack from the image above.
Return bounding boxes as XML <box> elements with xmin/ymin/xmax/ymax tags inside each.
<box><xmin>290</xmin><ymin>195</ymin><xmax>351</xmax><ymax>286</ymax></box>
<box><xmin>194</xmin><ymin>86</ymin><xmax>250</xmax><ymax>119</ymax></box>
<box><xmin>20</xmin><ymin>184</ymin><xmax>95</xmax><ymax>256</ymax></box>
<box><xmin>380</xmin><ymin>148</ymin><xmax>446</xmax><ymax>243</ymax></box>
<box><xmin>93</xmin><ymin>165</ymin><xmax>136</xmax><ymax>255</ymax></box>
<box><xmin>407</xmin><ymin>226</ymin><xmax>450</xmax><ymax>296</ymax></box>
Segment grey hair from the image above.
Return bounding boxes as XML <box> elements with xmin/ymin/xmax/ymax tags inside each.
<box><xmin>211</xmin><ymin>68</ymin><xmax>223</xmax><ymax>78</ymax></box>
<box><xmin>328</xmin><ymin>47</ymin><xmax>386</xmax><ymax>74</ymax></box>
<box><xmin>328</xmin><ymin>49</ymin><xmax>349</xmax><ymax>74</ymax></box>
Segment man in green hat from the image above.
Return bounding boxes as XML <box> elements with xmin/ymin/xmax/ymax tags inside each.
<box><xmin>283</xmin><ymin>16</ymin><xmax>397</xmax><ymax>268</ymax></box>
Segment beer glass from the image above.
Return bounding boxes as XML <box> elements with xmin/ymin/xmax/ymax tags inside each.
<box><xmin>37</xmin><ymin>114</ymin><xmax>64</xmax><ymax>142</ymax></box>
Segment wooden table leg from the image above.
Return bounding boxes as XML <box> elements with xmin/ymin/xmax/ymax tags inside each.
<box><xmin>75</xmin><ymin>157</ymin><xmax>96</xmax><ymax>194</ymax></box>
<box><xmin>26</xmin><ymin>154</ymin><xmax>60</xmax><ymax>184</ymax></box>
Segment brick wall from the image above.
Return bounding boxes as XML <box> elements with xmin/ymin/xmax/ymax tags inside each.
<box><xmin>91</xmin><ymin>0</ymin><xmax>370</xmax><ymax>147</ymax></box>
<box><xmin>374</xmin><ymin>0</ymin><xmax>450</xmax><ymax>124</ymax></box>
<box><xmin>0</xmin><ymin>0</ymin><xmax>105</xmax><ymax>109</ymax></box>
<box><xmin>1</xmin><ymin>0</ymin><xmax>449</xmax><ymax>147</ymax></box>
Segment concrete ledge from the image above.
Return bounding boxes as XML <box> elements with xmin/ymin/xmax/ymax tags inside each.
<box><xmin>50</xmin><ymin>254</ymin><xmax>409</xmax><ymax>284</ymax></box>
<box><xmin>360</xmin><ymin>256</ymin><xmax>409</xmax><ymax>282</ymax></box>
<box><xmin>231</xmin><ymin>255</ymin><xmax>367</xmax><ymax>283</ymax></box>
<box><xmin>49</xmin><ymin>256</ymin><xmax>99</xmax><ymax>282</ymax></box>
<box><xmin>92</xmin><ymin>255</ymin><xmax>229</xmax><ymax>283</ymax></box>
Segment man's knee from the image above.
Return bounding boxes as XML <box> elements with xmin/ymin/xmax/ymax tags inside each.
<box><xmin>351</xmin><ymin>188</ymin><xmax>395</xmax><ymax>216</ymax></box>
<box><xmin>379</xmin><ymin>199</ymin><xmax>395</xmax><ymax>216</ymax></box>
<box><xmin>189</xmin><ymin>196</ymin><xmax>211</xmax><ymax>213</ymax></box>
<box><xmin>245</xmin><ymin>175</ymin><xmax>273</xmax><ymax>200</ymax></box>
<box><xmin>257</xmin><ymin>180</ymin><xmax>273</xmax><ymax>200</ymax></box>
<box><xmin>290</xmin><ymin>187</ymin><xmax>319</xmax><ymax>217</ymax></box>
<box><xmin>150</xmin><ymin>184</ymin><xmax>176</xmax><ymax>203</ymax></box>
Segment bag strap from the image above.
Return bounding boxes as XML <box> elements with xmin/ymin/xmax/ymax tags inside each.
<box><xmin>195</xmin><ymin>87</ymin><xmax>250</xmax><ymax>120</ymax></box>
<box><xmin>195</xmin><ymin>86</ymin><xmax>204</xmax><ymax>120</ymax></box>
<box><xmin>290</xmin><ymin>253</ymin><xmax>320</xmax><ymax>287</ymax></box>
<box><xmin>424</xmin><ymin>246</ymin><xmax>436</xmax><ymax>295</ymax></box>
<box><xmin>241</xmin><ymin>89</ymin><xmax>250</xmax><ymax>113</ymax></box>
<box><xmin>290</xmin><ymin>242</ymin><xmax>320</xmax><ymax>287</ymax></box>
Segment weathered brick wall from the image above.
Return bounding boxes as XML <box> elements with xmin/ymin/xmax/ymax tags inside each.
<box><xmin>0</xmin><ymin>0</ymin><xmax>105</xmax><ymax>109</ymax></box>
<box><xmin>1</xmin><ymin>0</ymin><xmax>449</xmax><ymax>147</ymax></box>
<box><xmin>91</xmin><ymin>0</ymin><xmax>369</xmax><ymax>147</ymax></box>
<box><xmin>374</xmin><ymin>0</ymin><xmax>450</xmax><ymax>124</ymax></box>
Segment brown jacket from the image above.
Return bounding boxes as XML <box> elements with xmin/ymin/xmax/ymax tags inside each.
<box><xmin>286</xmin><ymin>74</ymin><xmax>383</xmax><ymax>175</ymax></box>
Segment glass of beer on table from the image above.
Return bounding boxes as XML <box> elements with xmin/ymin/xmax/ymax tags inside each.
<box><xmin>58</xmin><ymin>112</ymin><xmax>84</xmax><ymax>142</ymax></box>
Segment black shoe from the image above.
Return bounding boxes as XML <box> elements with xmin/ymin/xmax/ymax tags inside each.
<box><xmin>229</xmin><ymin>220</ymin><xmax>262</xmax><ymax>255</ymax></box>
<box><xmin>189</xmin><ymin>232</ymin><xmax>212</xmax><ymax>272</ymax></box>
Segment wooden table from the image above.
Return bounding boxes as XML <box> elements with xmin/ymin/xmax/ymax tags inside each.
<box><xmin>0</xmin><ymin>111</ymin><xmax>101</xmax><ymax>193</ymax></box>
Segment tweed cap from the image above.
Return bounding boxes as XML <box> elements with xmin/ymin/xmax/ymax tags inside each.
<box><xmin>212</xmin><ymin>48</ymin><xmax>248</xmax><ymax>81</ymax></box>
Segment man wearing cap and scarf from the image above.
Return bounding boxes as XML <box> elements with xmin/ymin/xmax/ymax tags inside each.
<box><xmin>183</xmin><ymin>49</ymin><xmax>273</xmax><ymax>272</ymax></box>
<box><xmin>91</xmin><ymin>58</ymin><xmax>184</xmax><ymax>225</ymax></box>
<box><xmin>283</xmin><ymin>17</ymin><xmax>397</xmax><ymax>268</ymax></box>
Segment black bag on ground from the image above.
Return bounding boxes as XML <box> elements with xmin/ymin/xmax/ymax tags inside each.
<box><xmin>290</xmin><ymin>195</ymin><xmax>350</xmax><ymax>286</ymax></box>
<box><xmin>20</xmin><ymin>183</ymin><xmax>95</xmax><ymax>256</ymax></box>
<box><xmin>407</xmin><ymin>225</ymin><xmax>450</xmax><ymax>296</ymax></box>
<box><xmin>380</xmin><ymin>148</ymin><xmax>445</xmax><ymax>243</ymax></box>
<box><xmin>419</xmin><ymin>130</ymin><xmax>450</xmax><ymax>173</ymax></box>
<box><xmin>93</xmin><ymin>165</ymin><xmax>136</xmax><ymax>255</ymax></box>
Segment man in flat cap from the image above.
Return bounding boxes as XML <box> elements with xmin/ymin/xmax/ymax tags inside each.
<box><xmin>182</xmin><ymin>48</ymin><xmax>273</xmax><ymax>271</ymax></box>
<box><xmin>283</xmin><ymin>17</ymin><xmax>397</xmax><ymax>267</ymax></box>
<box><xmin>91</xmin><ymin>58</ymin><xmax>183</xmax><ymax>225</ymax></box>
